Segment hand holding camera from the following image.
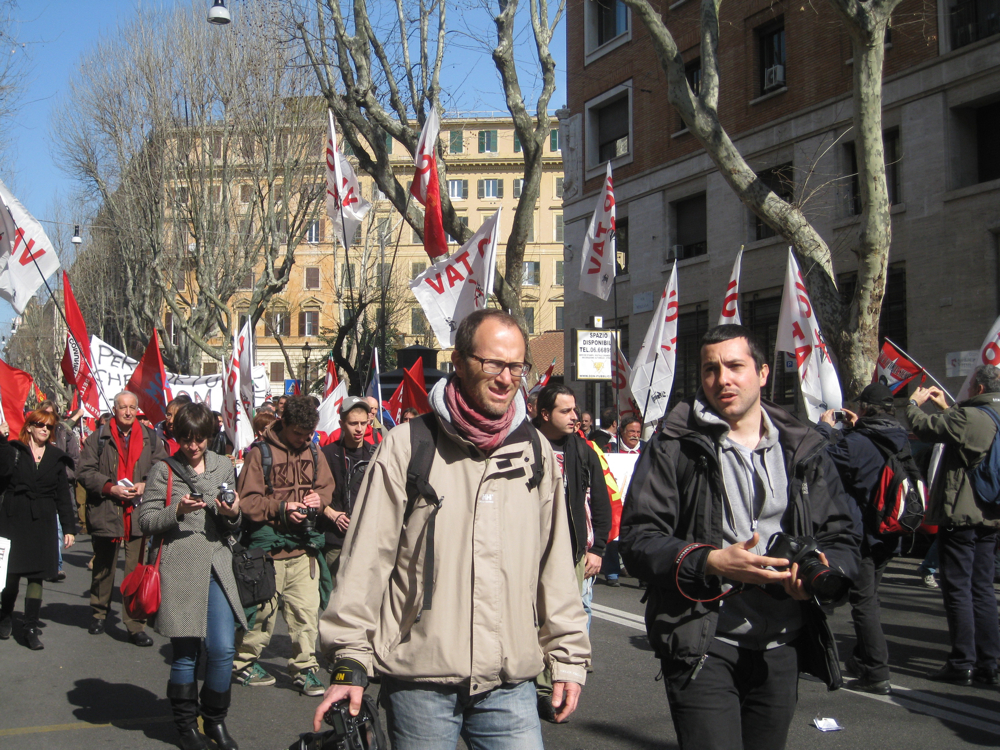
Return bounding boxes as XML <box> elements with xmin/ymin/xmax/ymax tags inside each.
<box><xmin>704</xmin><ymin>532</ymin><xmax>794</xmax><ymax>586</ymax></box>
<box><xmin>764</xmin><ymin>532</ymin><xmax>852</xmax><ymax>604</ymax></box>
<box><xmin>216</xmin><ymin>483</ymin><xmax>240</xmax><ymax>518</ymax></box>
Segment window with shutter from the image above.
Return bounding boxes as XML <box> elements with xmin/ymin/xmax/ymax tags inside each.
<box><xmin>555</xmin><ymin>214</ymin><xmax>564</xmax><ymax>243</ymax></box>
<box><xmin>305</xmin><ymin>267</ymin><xmax>320</xmax><ymax>290</ymax></box>
<box><xmin>555</xmin><ymin>260</ymin><xmax>564</xmax><ymax>285</ymax></box>
<box><xmin>514</xmin><ymin>132</ymin><xmax>522</xmax><ymax>153</ymax></box>
<box><xmin>555</xmin><ymin>176</ymin><xmax>564</xmax><ymax>198</ymax></box>
<box><xmin>450</xmin><ymin>130</ymin><xmax>463</xmax><ymax>153</ymax></box>
<box><xmin>513</xmin><ymin>179</ymin><xmax>523</xmax><ymax>198</ymax></box>
<box><xmin>477</xmin><ymin>179</ymin><xmax>484</xmax><ymax>199</ymax></box>
<box><xmin>298</xmin><ymin>311</ymin><xmax>306</xmax><ymax>336</ymax></box>
<box><xmin>270</xmin><ymin>361</ymin><xmax>285</xmax><ymax>382</ymax></box>
<box><xmin>523</xmin><ymin>307</ymin><xmax>535</xmax><ymax>334</ymax></box>
<box><xmin>550</xmin><ymin>129</ymin><xmax>560</xmax><ymax>152</ymax></box>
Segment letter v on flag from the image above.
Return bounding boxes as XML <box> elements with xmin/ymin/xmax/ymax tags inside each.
<box><xmin>0</xmin><ymin>177</ymin><xmax>61</xmax><ymax>314</ymax></box>
<box><xmin>775</xmin><ymin>248</ymin><xmax>842</xmax><ymax>422</ymax></box>
<box><xmin>578</xmin><ymin>163</ymin><xmax>616</xmax><ymax>300</ymax></box>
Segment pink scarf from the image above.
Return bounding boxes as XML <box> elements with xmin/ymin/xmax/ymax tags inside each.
<box><xmin>445</xmin><ymin>377</ymin><xmax>516</xmax><ymax>454</ymax></box>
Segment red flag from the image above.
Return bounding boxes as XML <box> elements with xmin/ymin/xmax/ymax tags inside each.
<box><xmin>402</xmin><ymin>358</ymin><xmax>430</xmax><ymax>414</ymax></box>
<box><xmin>0</xmin><ymin>357</ymin><xmax>34</xmax><ymax>436</ymax></box>
<box><xmin>385</xmin><ymin>380</ymin><xmax>404</xmax><ymax>424</ymax></box>
<box><xmin>324</xmin><ymin>357</ymin><xmax>339</xmax><ymax>398</ymax></box>
<box><xmin>34</xmin><ymin>384</ymin><xmax>46</xmax><ymax>402</ymax></box>
<box><xmin>62</xmin><ymin>272</ymin><xmax>100</xmax><ymax>418</ymax></box>
<box><xmin>410</xmin><ymin>110</ymin><xmax>448</xmax><ymax>259</ymax></box>
<box><xmin>529</xmin><ymin>357</ymin><xmax>557</xmax><ymax>396</ymax></box>
<box><xmin>126</xmin><ymin>331</ymin><xmax>171</xmax><ymax>425</ymax></box>
<box><xmin>873</xmin><ymin>340</ymin><xmax>925</xmax><ymax>394</ymax></box>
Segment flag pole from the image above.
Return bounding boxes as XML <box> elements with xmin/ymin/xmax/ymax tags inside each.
<box><xmin>639</xmin><ymin>351</ymin><xmax>660</xmax><ymax>426</ymax></box>
<box><xmin>612</xmin><ymin>266</ymin><xmax>621</xmax><ymax>424</ymax></box>
<box><xmin>883</xmin><ymin>337</ymin><xmax>957</xmax><ymax>404</ymax></box>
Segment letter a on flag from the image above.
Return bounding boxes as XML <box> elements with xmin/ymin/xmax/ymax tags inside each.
<box><xmin>718</xmin><ymin>248</ymin><xmax>744</xmax><ymax>325</ymax></box>
<box><xmin>578</xmin><ymin>163</ymin><xmax>616</xmax><ymax>300</ymax></box>
<box><xmin>775</xmin><ymin>248</ymin><xmax>842</xmax><ymax>422</ymax></box>
<box><xmin>0</xmin><ymin>177</ymin><xmax>61</xmax><ymax>313</ymax></box>
<box><xmin>629</xmin><ymin>264</ymin><xmax>679</xmax><ymax>424</ymax></box>
<box><xmin>411</xmin><ymin>208</ymin><xmax>500</xmax><ymax>348</ymax></box>
<box><xmin>410</xmin><ymin>109</ymin><xmax>448</xmax><ymax>259</ymax></box>
<box><xmin>326</xmin><ymin>111</ymin><xmax>371</xmax><ymax>251</ymax></box>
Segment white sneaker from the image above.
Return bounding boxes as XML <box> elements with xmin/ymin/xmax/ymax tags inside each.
<box><xmin>921</xmin><ymin>573</ymin><xmax>939</xmax><ymax>589</ymax></box>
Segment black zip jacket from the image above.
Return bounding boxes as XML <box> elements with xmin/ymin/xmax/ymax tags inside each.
<box><xmin>619</xmin><ymin>398</ymin><xmax>861</xmax><ymax>688</ymax></box>
<box><xmin>561</xmin><ymin>434</ymin><xmax>612</xmax><ymax>562</ymax></box>
<box><xmin>321</xmin><ymin>438</ymin><xmax>377</xmax><ymax>547</ymax></box>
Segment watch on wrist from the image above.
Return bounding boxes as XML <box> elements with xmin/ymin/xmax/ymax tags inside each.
<box><xmin>909</xmin><ymin>399</ymin><xmax>918</xmax><ymax>407</ymax></box>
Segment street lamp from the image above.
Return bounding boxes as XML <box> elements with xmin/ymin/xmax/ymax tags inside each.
<box><xmin>208</xmin><ymin>0</ymin><xmax>231</xmax><ymax>25</ymax></box>
<box><xmin>71</xmin><ymin>225</ymin><xmax>82</xmax><ymax>245</ymax></box>
<box><xmin>302</xmin><ymin>339</ymin><xmax>312</xmax><ymax>394</ymax></box>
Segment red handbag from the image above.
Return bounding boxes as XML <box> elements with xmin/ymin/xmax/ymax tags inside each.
<box><xmin>120</xmin><ymin>470</ymin><xmax>173</xmax><ymax>620</ymax></box>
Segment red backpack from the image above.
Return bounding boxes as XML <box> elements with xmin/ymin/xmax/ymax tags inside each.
<box><xmin>864</xmin><ymin>432</ymin><xmax>928</xmax><ymax>535</ymax></box>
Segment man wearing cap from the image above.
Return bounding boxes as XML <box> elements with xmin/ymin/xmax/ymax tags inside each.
<box><xmin>321</xmin><ymin>397</ymin><xmax>375</xmax><ymax>576</ymax></box>
<box><xmin>819</xmin><ymin>383</ymin><xmax>910</xmax><ymax>694</ymax></box>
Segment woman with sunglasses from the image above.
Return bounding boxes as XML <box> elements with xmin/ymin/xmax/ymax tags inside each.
<box><xmin>0</xmin><ymin>410</ymin><xmax>77</xmax><ymax>650</ymax></box>
<box><xmin>139</xmin><ymin>402</ymin><xmax>247</xmax><ymax>750</ymax></box>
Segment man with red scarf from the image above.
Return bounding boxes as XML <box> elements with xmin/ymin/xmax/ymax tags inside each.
<box><xmin>79</xmin><ymin>390</ymin><xmax>168</xmax><ymax>645</ymax></box>
<box><xmin>315</xmin><ymin>310</ymin><xmax>590</xmax><ymax>749</ymax></box>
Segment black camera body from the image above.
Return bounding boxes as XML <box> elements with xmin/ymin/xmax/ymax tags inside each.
<box><xmin>765</xmin><ymin>532</ymin><xmax>852</xmax><ymax>604</ymax></box>
<box><xmin>288</xmin><ymin>696</ymin><xmax>385</xmax><ymax>750</ymax></box>
<box><xmin>218</xmin><ymin>483</ymin><xmax>236</xmax><ymax>507</ymax></box>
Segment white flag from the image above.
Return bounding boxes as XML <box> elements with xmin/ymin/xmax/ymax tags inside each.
<box><xmin>775</xmin><ymin>248</ymin><xmax>842</xmax><ymax>422</ymax></box>
<box><xmin>957</xmin><ymin>314</ymin><xmax>1000</xmax><ymax>401</ymax></box>
<box><xmin>718</xmin><ymin>248</ymin><xmax>744</xmax><ymax>326</ymax></box>
<box><xmin>410</xmin><ymin>208</ymin><xmax>500</xmax><ymax>348</ymax></box>
<box><xmin>409</xmin><ymin>108</ymin><xmax>440</xmax><ymax>205</ymax></box>
<box><xmin>629</xmin><ymin>265</ymin><xmax>679</xmax><ymax>424</ymax></box>
<box><xmin>325</xmin><ymin>111</ymin><xmax>371</xmax><ymax>250</ymax></box>
<box><xmin>317</xmin><ymin>381</ymin><xmax>349</xmax><ymax>436</ymax></box>
<box><xmin>222</xmin><ymin>328</ymin><xmax>254</xmax><ymax>454</ymax></box>
<box><xmin>0</xmin><ymin>178</ymin><xmax>61</xmax><ymax>314</ymax></box>
<box><xmin>578</xmin><ymin>163</ymin><xmax>616</xmax><ymax>300</ymax></box>
<box><xmin>612</xmin><ymin>345</ymin><xmax>641</xmax><ymax>422</ymax></box>
<box><xmin>236</xmin><ymin>318</ymin><xmax>255</xmax><ymax>414</ymax></box>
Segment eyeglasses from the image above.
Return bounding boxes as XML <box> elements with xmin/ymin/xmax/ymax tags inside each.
<box><xmin>469</xmin><ymin>355</ymin><xmax>532</xmax><ymax>379</ymax></box>
<box><xmin>30</xmin><ymin>422</ymin><xmax>53</xmax><ymax>431</ymax></box>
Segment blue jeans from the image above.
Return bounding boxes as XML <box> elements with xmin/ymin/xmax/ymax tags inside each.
<box><xmin>918</xmin><ymin>537</ymin><xmax>939</xmax><ymax>576</ymax></box>
<box><xmin>56</xmin><ymin>517</ymin><xmax>63</xmax><ymax>572</ymax></box>
<box><xmin>169</xmin><ymin>573</ymin><xmax>237</xmax><ymax>692</ymax></box>
<box><xmin>380</xmin><ymin>677</ymin><xmax>544</xmax><ymax>750</ymax></box>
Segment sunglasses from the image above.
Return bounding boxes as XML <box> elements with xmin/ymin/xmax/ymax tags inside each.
<box><xmin>30</xmin><ymin>422</ymin><xmax>53</xmax><ymax>430</ymax></box>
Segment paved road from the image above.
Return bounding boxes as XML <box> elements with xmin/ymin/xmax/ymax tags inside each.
<box><xmin>2</xmin><ymin>537</ymin><xmax>999</xmax><ymax>749</ymax></box>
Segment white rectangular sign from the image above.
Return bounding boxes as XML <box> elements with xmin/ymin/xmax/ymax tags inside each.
<box><xmin>945</xmin><ymin>350</ymin><xmax>978</xmax><ymax>378</ymax></box>
<box><xmin>576</xmin><ymin>329</ymin><xmax>617</xmax><ymax>381</ymax></box>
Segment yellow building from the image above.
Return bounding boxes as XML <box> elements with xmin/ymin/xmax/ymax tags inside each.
<box><xmin>203</xmin><ymin>116</ymin><xmax>566</xmax><ymax>393</ymax></box>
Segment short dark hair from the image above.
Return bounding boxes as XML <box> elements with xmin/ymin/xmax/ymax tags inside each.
<box><xmin>972</xmin><ymin>365</ymin><xmax>1000</xmax><ymax>394</ymax></box>
<box><xmin>700</xmin><ymin>324</ymin><xmax>767</xmax><ymax>372</ymax></box>
<box><xmin>172</xmin><ymin>402</ymin><xmax>215</xmax><ymax>442</ymax></box>
<box><xmin>454</xmin><ymin>309</ymin><xmax>529</xmax><ymax>359</ymax></box>
<box><xmin>401</xmin><ymin>407</ymin><xmax>420</xmax><ymax>419</ymax></box>
<box><xmin>281</xmin><ymin>395</ymin><xmax>319</xmax><ymax>431</ymax></box>
<box><xmin>169</xmin><ymin>394</ymin><xmax>193</xmax><ymax>409</ymax></box>
<box><xmin>581</xmin><ymin>411</ymin><xmax>593</xmax><ymax>420</ymax></box>
<box><xmin>536</xmin><ymin>384</ymin><xmax>576</xmax><ymax>418</ymax></box>
<box><xmin>600</xmin><ymin>407</ymin><xmax>618</xmax><ymax>427</ymax></box>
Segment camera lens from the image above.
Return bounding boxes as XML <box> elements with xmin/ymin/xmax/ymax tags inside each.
<box><xmin>799</xmin><ymin>557</ymin><xmax>852</xmax><ymax>602</ymax></box>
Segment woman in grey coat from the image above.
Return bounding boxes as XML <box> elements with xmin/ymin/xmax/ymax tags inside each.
<box><xmin>139</xmin><ymin>403</ymin><xmax>247</xmax><ymax>750</ymax></box>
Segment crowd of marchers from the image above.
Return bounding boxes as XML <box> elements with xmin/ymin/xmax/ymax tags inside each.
<box><xmin>1</xmin><ymin>316</ymin><xmax>999</xmax><ymax>750</ymax></box>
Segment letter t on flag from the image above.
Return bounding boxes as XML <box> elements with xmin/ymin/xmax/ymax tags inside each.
<box><xmin>410</xmin><ymin>109</ymin><xmax>448</xmax><ymax>259</ymax></box>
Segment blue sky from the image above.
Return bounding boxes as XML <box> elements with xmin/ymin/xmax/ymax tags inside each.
<box><xmin>2</xmin><ymin>0</ymin><xmax>566</xmax><ymax>331</ymax></box>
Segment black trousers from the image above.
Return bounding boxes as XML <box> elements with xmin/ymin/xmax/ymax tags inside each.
<box><xmin>848</xmin><ymin>543</ymin><xmax>893</xmax><ymax>681</ymax></box>
<box><xmin>662</xmin><ymin>639</ymin><xmax>799</xmax><ymax>750</ymax></box>
<box><xmin>939</xmin><ymin>526</ymin><xmax>1000</xmax><ymax>671</ymax></box>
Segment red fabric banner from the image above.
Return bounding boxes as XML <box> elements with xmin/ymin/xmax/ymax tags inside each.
<box><xmin>0</xmin><ymin>357</ymin><xmax>34</xmax><ymax>435</ymax></box>
<box><xmin>62</xmin><ymin>271</ymin><xmax>100</xmax><ymax>418</ymax></box>
<box><xmin>126</xmin><ymin>331</ymin><xmax>171</xmax><ymax>425</ymax></box>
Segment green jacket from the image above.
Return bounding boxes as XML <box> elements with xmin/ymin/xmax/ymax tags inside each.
<box><xmin>906</xmin><ymin>392</ymin><xmax>1000</xmax><ymax>528</ymax></box>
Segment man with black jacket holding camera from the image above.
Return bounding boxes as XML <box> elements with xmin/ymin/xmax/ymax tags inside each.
<box><xmin>321</xmin><ymin>397</ymin><xmax>376</xmax><ymax>576</ymax></box>
<box><xmin>620</xmin><ymin>325</ymin><xmax>860</xmax><ymax>750</ymax></box>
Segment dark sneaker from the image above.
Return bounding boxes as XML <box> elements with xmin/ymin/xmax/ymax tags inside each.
<box><xmin>235</xmin><ymin>663</ymin><xmax>276</xmax><ymax>687</ymax></box>
<box><xmin>973</xmin><ymin>667</ymin><xmax>999</xmax><ymax>686</ymax></box>
<box><xmin>605</xmin><ymin>577</ymin><xmax>621</xmax><ymax>587</ymax></box>
<box><xmin>849</xmin><ymin>677</ymin><xmax>891</xmax><ymax>695</ymax></box>
<box><xmin>0</xmin><ymin>615</ymin><xmax>12</xmax><ymax>640</ymax></box>
<box><xmin>930</xmin><ymin>664</ymin><xmax>973</xmax><ymax>686</ymax></box>
<box><xmin>294</xmin><ymin>668</ymin><xmax>325</xmax><ymax>696</ymax></box>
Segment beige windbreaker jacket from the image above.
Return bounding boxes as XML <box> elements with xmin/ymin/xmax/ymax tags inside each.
<box><xmin>319</xmin><ymin>392</ymin><xmax>591</xmax><ymax>695</ymax></box>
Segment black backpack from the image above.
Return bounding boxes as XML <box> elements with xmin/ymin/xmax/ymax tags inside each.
<box><xmin>403</xmin><ymin>414</ymin><xmax>544</xmax><ymax>618</ymax></box>
<box><xmin>863</xmin><ymin>431</ymin><xmax>927</xmax><ymax>535</ymax></box>
<box><xmin>967</xmin><ymin>406</ymin><xmax>1000</xmax><ymax>507</ymax></box>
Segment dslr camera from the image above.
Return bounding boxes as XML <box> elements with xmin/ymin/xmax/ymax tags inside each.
<box><xmin>217</xmin><ymin>483</ymin><xmax>236</xmax><ymax>507</ymax></box>
<box><xmin>288</xmin><ymin>696</ymin><xmax>385</xmax><ymax>750</ymax></box>
<box><xmin>765</xmin><ymin>532</ymin><xmax>852</xmax><ymax>604</ymax></box>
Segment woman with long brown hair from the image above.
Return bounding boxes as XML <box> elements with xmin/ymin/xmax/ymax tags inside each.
<box><xmin>0</xmin><ymin>409</ymin><xmax>77</xmax><ymax>650</ymax></box>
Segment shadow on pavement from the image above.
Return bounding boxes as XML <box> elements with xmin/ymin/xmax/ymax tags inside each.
<box><xmin>67</xmin><ymin>678</ymin><xmax>175</xmax><ymax>743</ymax></box>
<box><xmin>574</xmin><ymin>719</ymin><xmax>678</xmax><ymax>749</ymax></box>
<box><xmin>41</xmin><ymin>601</ymin><xmax>93</xmax><ymax>630</ymax></box>
<box><xmin>629</xmin><ymin>634</ymin><xmax>654</xmax><ymax>652</ymax></box>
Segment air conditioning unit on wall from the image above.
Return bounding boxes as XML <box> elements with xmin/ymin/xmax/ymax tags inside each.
<box><xmin>764</xmin><ymin>64</ymin><xmax>785</xmax><ymax>91</ymax></box>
